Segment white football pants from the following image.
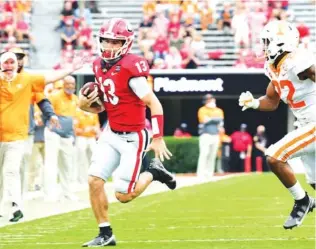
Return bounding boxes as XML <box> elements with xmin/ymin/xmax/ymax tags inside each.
<box><xmin>266</xmin><ymin>123</ymin><xmax>316</xmax><ymax>184</ymax></box>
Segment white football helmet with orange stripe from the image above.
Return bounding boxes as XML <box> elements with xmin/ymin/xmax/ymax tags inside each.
<box><xmin>260</xmin><ymin>20</ymin><xmax>299</xmax><ymax>63</ymax></box>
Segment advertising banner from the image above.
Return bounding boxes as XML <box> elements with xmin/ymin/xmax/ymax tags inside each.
<box><xmin>81</xmin><ymin>69</ymin><xmax>269</xmax><ymax>97</ymax></box>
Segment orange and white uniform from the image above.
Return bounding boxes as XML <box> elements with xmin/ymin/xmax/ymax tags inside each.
<box><xmin>74</xmin><ymin>108</ymin><xmax>100</xmax><ymax>183</ymax></box>
<box><xmin>0</xmin><ymin>67</ymin><xmax>45</xmax><ymax>213</ymax></box>
<box><xmin>264</xmin><ymin>48</ymin><xmax>316</xmax><ymax>184</ymax></box>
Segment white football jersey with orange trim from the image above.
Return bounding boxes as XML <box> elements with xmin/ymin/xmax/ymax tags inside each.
<box><xmin>264</xmin><ymin>48</ymin><xmax>316</xmax><ymax>126</ymax></box>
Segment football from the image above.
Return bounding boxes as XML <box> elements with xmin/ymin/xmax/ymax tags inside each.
<box><xmin>80</xmin><ymin>82</ymin><xmax>104</xmax><ymax>108</ymax></box>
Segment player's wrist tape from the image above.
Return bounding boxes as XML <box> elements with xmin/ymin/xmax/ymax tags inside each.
<box><xmin>152</xmin><ymin>115</ymin><xmax>164</xmax><ymax>138</ymax></box>
<box><xmin>253</xmin><ymin>99</ymin><xmax>260</xmax><ymax>109</ymax></box>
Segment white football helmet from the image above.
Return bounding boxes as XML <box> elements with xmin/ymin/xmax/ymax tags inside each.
<box><xmin>259</xmin><ymin>20</ymin><xmax>299</xmax><ymax>63</ymax></box>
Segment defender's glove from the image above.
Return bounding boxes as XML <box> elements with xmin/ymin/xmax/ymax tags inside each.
<box><xmin>239</xmin><ymin>91</ymin><xmax>260</xmax><ymax>111</ymax></box>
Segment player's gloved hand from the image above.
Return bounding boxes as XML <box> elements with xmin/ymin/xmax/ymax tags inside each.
<box><xmin>238</xmin><ymin>91</ymin><xmax>260</xmax><ymax>111</ymax></box>
<box><xmin>79</xmin><ymin>87</ymin><xmax>99</xmax><ymax>108</ymax></box>
<box><xmin>146</xmin><ymin>137</ymin><xmax>172</xmax><ymax>162</ymax></box>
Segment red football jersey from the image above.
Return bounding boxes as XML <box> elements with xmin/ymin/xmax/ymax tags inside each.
<box><xmin>92</xmin><ymin>54</ymin><xmax>150</xmax><ymax>132</ymax></box>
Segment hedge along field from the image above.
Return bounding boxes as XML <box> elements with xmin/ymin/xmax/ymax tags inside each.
<box><xmin>146</xmin><ymin>137</ymin><xmax>199</xmax><ymax>173</ymax></box>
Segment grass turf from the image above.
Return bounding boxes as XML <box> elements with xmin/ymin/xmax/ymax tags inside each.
<box><xmin>0</xmin><ymin>174</ymin><xmax>315</xmax><ymax>249</ymax></box>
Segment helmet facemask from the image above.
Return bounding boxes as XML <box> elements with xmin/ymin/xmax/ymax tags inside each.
<box><xmin>263</xmin><ymin>38</ymin><xmax>285</xmax><ymax>64</ymax></box>
<box><xmin>98</xmin><ymin>36</ymin><xmax>133</xmax><ymax>62</ymax></box>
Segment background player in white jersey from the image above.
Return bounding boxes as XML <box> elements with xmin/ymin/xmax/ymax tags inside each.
<box><xmin>238</xmin><ymin>20</ymin><xmax>315</xmax><ymax>230</ymax></box>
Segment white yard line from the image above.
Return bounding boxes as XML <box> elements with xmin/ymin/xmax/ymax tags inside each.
<box><xmin>0</xmin><ymin>174</ymin><xmax>243</xmax><ymax>228</ymax></box>
<box><xmin>7</xmin><ymin>223</ymin><xmax>314</xmax><ymax>235</ymax></box>
<box><xmin>114</xmin><ymin>215</ymin><xmax>290</xmax><ymax>221</ymax></box>
<box><xmin>0</xmin><ymin>237</ymin><xmax>315</xmax><ymax>246</ymax></box>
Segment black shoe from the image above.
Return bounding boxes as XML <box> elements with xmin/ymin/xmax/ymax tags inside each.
<box><xmin>147</xmin><ymin>158</ymin><xmax>176</xmax><ymax>190</ymax></box>
<box><xmin>82</xmin><ymin>233</ymin><xmax>116</xmax><ymax>247</ymax></box>
<box><xmin>9</xmin><ymin>210</ymin><xmax>23</xmax><ymax>222</ymax></box>
<box><xmin>283</xmin><ymin>195</ymin><xmax>315</xmax><ymax>229</ymax></box>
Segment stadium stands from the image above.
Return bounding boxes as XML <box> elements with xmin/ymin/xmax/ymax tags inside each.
<box><xmin>3</xmin><ymin>0</ymin><xmax>312</xmax><ymax>69</ymax></box>
<box><xmin>0</xmin><ymin>0</ymin><xmax>34</xmax><ymax>66</ymax></box>
<box><xmin>89</xmin><ymin>0</ymin><xmax>315</xmax><ymax>68</ymax></box>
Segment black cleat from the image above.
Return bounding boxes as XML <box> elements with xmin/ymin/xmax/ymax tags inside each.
<box><xmin>9</xmin><ymin>210</ymin><xmax>23</xmax><ymax>222</ymax></box>
<box><xmin>283</xmin><ymin>195</ymin><xmax>315</xmax><ymax>229</ymax></box>
<box><xmin>148</xmin><ymin>158</ymin><xmax>176</xmax><ymax>190</ymax></box>
<box><xmin>82</xmin><ymin>234</ymin><xmax>116</xmax><ymax>247</ymax></box>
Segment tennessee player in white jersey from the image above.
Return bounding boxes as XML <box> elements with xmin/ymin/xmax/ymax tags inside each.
<box><xmin>239</xmin><ymin>20</ymin><xmax>315</xmax><ymax>230</ymax></box>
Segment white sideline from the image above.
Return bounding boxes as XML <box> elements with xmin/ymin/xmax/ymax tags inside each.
<box><xmin>0</xmin><ymin>174</ymin><xmax>243</xmax><ymax>228</ymax></box>
<box><xmin>0</xmin><ymin>237</ymin><xmax>315</xmax><ymax>246</ymax></box>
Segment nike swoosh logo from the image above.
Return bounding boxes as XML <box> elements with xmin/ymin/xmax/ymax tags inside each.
<box><xmin>111</xmin><ymin>72</ymin><xmax>117</xmax><ymax>76</ymax></box>
<box><xmin>127</xmin><ymin>140</ymin><xmax>134</xmax><ymax>143</ymax></box>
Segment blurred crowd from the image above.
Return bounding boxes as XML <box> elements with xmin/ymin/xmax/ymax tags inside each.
<box><xmin>231</xmin><ymin>0</ymin><xmax>312</xmax><ymax>68</ymax></box>
<box><xmin>0</xmin><ymin>0</ymin><xmax>34</xmax><ymax>56</ymax></box>
<box><xmin>0</xmin><ymin>0</ymin><xmax>313</xmax><ymax>70</ymax></box>
<box><xmin>138</xmin><ymin>0</ymin><xmax>313</xmax><ymax>70</ymax></box>
<box><xmin>139</xmin><ymin>0</ymin><xmax>210</xmax><ymax>69</ymax></box>
<box><xmin>54</xmin><ymin>0</ymin><xmax>100</xmax><ymax>69</ymax></box>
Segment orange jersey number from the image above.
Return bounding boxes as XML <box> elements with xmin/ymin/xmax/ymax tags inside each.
<box><xmin>272</xmin><ymin>80</ymin><xmax>306</xmax><ymax>109</ymax></box>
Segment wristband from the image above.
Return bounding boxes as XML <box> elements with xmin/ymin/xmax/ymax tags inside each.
<box><xmin>152</xmin><ymin>115</ymin><xmax>164</xmax><ymax>138</ymax></box>
<box><xmin>253</xmin><ymin>99</ymin><xmax>260</xmax><ymax>109</ymax></box>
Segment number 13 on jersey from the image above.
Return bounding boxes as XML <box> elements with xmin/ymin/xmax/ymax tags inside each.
<box><xmin>135</xmin><ymin>61</ymin><xmax>148</xmax><ymax>73</ymax></box>
<box><xmin>98</xmin><ymin>77</ymin><xmax>119</xmax><ymax>105</ymax></box>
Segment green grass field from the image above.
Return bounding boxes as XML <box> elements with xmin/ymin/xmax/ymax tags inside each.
<box><xmin>0</xmin><ymin>174</ymin><xmax>315</xmax><ymax>249</ymax></box>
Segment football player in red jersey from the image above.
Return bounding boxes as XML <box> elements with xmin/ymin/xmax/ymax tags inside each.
<box><xmin>78</xmin><ymin>18</ymin><xmax>176</xmax><ymax>247</ymax></box>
